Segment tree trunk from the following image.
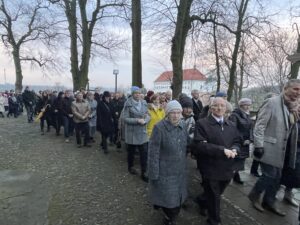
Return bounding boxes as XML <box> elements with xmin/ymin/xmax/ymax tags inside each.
<box><xmin>78</xmin><ymin>0</ymin><xmax>91</xmax><ymax>91</ymax></box>
<box><xmin>131</xmin><ymin>0</ymin><xmax>142</xmax><ymax>87</ymax></box>
<box><xmin>226</xmin><ymin>0</ymin><xmax>249</xmax><ymax>101</ymax></box>
<box><xmin>170</xmin><ymin>0</ymin><xmax>193</xmax><ymax>99</ymax></box>
<box><xmin>213</xmin><ymin>22</ymin><xmax>221</xmax><ymax>92</ymax></box>
<box><xmin>64</xmin><ymin>0</ymin><xmax>80</xmax><ymax>91</ymax></box>
<box><xmin>290</xmin><ymin>38</ymin><xmax>300</xmax><ymax>79</ymax></box>
<box><xmin>237</xmin><ymin>40</ymin><xmax>245</xmax><ymax>102</ymax></box>
<box><xmin>12</xmin><ymin>47</ymin><xmax>23</xmax><ymax>92</ymax></box>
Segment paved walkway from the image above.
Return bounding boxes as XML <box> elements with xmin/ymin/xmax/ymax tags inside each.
<box><xmin>223</xmin><ymin>160</ymin><xmax>300</xmax><ymax>225</ymax></box>
<box><xmin>0</xmin><ymin>115</ymin><xmax>298</xmax><ymax>225</ymax></box>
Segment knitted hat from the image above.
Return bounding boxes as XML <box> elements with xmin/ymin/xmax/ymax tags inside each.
<box><xmin>238</xmin><ymin>98</ymin><xmax>252</xmax><ymax>106</ymax></box>
<box><xmin>131</xmin><ymin>86</ymin><xmax>141</xmax><ymax>93</ymax></box>
<box><xmin>179</xmin><ymin>96</ymin><xmax>193</xmax><ymax>108</ymax></box>
<box><xmin>146</xmin><ymin>90</ymin><xmax>154</xmax><ymax>97</ymax></box>
<box><xmin>165</xmin><ymin>100</ymin><xmax>182</xmax><ymax>114</ymax></box>
<box><xmin>216</xmin><ymin>91</ymin><xmax>227</xmax><ymax>97</ymax></box>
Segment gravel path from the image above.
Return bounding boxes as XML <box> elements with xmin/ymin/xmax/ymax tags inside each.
<box><xmin>0</xmin><ymin>115</ymin><xmax>261</xmax><ymax>225</ymax></box>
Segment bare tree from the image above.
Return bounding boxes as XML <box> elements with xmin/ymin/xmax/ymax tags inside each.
<box><xmin>250</xmin><ymin>29</ymin><xmax>295</xmax><ymax>91</ymax></box>
<box><xmin>170</xmin><ymin>0</ymin><xmax>194</xmax><ymax>98</ymax></box>
<box><xmin>131</xmin><ymin>0</ymin><xmax>142</xmax><ymax>87</ymax></box>
<box><xmin>0</xmin><ymin>0</ymin><xmax>59</xmax><ymax>92</ymax></box>
<box><xmin>290</xmin><ymin>23</ymin><xmax>300</xmax><ymax>79</ymax></box>
<box><xmin>50</xmin><ymin>0</ymin><xmax>128</xmax><ymax>91</ymax></box>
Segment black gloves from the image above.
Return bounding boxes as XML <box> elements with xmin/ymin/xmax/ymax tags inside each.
<box><xmin>253</xmin><ymin>147</ymin><xmax>264</xmax><ymax>159</ymax></box>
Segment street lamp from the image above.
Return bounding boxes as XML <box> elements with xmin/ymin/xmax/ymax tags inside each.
<box><xmin>113</xmin><ymin>69</ymin><xmax>119</xmax><ymax>93</ymax></box>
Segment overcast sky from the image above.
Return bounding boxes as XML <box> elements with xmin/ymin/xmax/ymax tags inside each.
<box><xmin>0</xmin><ymin>0</ymin><xmax>299</xmax><ymax>90</ymax></box>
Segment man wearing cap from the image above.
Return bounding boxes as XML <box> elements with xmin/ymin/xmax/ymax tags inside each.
<box><xmin>191</xmin><ymin>90</ymin><xmax>203</xmax><ymax>122</ymax></box>
<box><xmin>148</xmin><ymin>100</ymin><xmax>188</xmax><ymax>225</ymax></box>
<box><xmin>122</xmin><ymin>86</ymin><xmax>150</xmax><ymax>182</ymax></box>
<box><xmin>96</xmin><ymin>91</ymin><xmax>115</xmax><ymax>154</ymax></box>
<box><xmin>22</xmin><ymin>86</ymin><xmax>36</xmax><ymax>123</ymax></box>
<box><xmin>179</xmin><ymin>96</ymin><xmax>195</xmax><ymax>145</ymax></box>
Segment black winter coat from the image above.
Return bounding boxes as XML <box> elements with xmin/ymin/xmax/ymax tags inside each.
<box><xmin>62</xmin><ymin>97</ymin><xmax>73</xmax><ymax>116</ymax></box>
<box><xmin>192</xmin><ymin>115</ymin><xmax>242</xmax><ymax>180</ymax></box>
<box><xmin>192</xmin><ymin>98</ymin><xmax>203</xmax><ymax>122</ymax></box>
<box><xmin>111</xmin><ymin>98</ymin><xmax>125</xmax><ymax>120</ymax></box>
<box><xmin>22</xmin><ymin>90</ymin><xmax>36</xmax><ymax>107</ymax></box>
<box><xmin>228</xmin><ymin>108</ymin><xmax>253</xmax><ymax>159</ymax></box>
<box><xmin>96</xmin><ymin>100</ymin><xmax>115</xmax><ymax>135</ymax></box>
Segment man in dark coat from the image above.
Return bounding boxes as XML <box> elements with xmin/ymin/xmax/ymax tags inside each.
<box><xmin>96</xmin><ymin>91</ymin><xmax>115</xmax><ymax>154</ymax></box>
<box><xmin>111</xmin><ymin>92</ymin><xmax>125</xmax><ymax>147</ymax></box>
<box><xmin>191</xmin><ymin>89</ymin><xmax>203</xmax><ymax>122</ymax></box>
<box><xmin>192</xmin><ymin>97</ymin><xmax>241</xmax><ymax>225</ymax></box>
<box><xmin>22</xmin><ymin>86</ymin><xmax>36</xmax><ymax>122</ymax></box>
<box><xmin>62</xmin><ymin>90</ymin><xmax>74</xmax><ymax>143</ymax></box>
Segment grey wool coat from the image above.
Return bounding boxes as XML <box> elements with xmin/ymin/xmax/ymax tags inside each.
<box><xmin>148</xmin><ymin>119</ymin><xmax>188</xmax><ymax>208</ymax></box>
<box><xmin>254</xmin><ymin>94</ymin><xmax>297</xmax><ymax>169</ymax></box>
<box><xmin>122</xmin><ymin>97</ymin><xmax>150</xmax><ymax>145</ymax></box>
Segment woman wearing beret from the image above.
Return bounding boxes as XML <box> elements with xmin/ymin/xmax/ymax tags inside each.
<box><xmin>229</xmin><ymin>98</ymin><xmax>253</xmax><ymax>185</ymax></box>
<box><xmin>148</xmin><ymin>100</ymin><xmax>188</xmax><ymax>225</ymax></box>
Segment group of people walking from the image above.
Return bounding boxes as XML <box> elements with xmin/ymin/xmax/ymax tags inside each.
<box><xmin>0</xmin><ymin>90</ymin><xmax>24</xmax><ymax>118</ymax></box>
<box><xmin>3</xmin><ymin>79</ymin><xmax>300</xmax><ymax>225</ymax></box>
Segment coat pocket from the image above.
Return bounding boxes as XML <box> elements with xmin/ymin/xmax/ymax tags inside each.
<box><xmin>264</xmin><ymin>136</ymin><xmax>277</xmax><ymax>144</ymax></box>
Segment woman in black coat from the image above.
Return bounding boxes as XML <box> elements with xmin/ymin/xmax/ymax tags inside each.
<box><xmin>53</xmin><ymin>91</ymin><xmax>65</xmax><ymax>136</ymax></box>
<box><xmin>7</xmin><ymin>93</ymin><xmax>19</xmax><ymax>118</ymax></box>
<box><xmin>36</xmin><ymin>91</ymin><xmax>52</xmax><ymax>135</ymax></box>
<box><xmin>96</xmin><ymin>91</ymin><xmax>115</xmax><ymax>153</ymax></box>
<box><xmin>229</xmin><ymin>98</ymin><xmax>253</xmax><ymax>185</ymax></box>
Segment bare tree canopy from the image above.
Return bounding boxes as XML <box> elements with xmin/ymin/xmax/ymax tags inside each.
<box><xmin>0</xmin><ymin>0</ymin><xmax>60</xmax><ymax>92</ymax></box>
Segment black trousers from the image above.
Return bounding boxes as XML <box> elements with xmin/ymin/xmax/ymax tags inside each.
<box><xmin>40</xmin><ymin>116</ymin><xmax>50</xmax><ymax>131</ymax></box>
<box><xmin>101</xmin><ymin>133</ymin><xmax>109</xmax><ymax>150</ymax></box>
<box><xmin>202</xmin><ymin>179</ymin><xmax>230</xmax><ymax>225</ymax></box>
<box><xmin>127</xmin><ymin>143</ymin><xmax>148</xmax><ymax>173</ymax></box>
<box><xmin>251</xmin><ymin>159</ymin><xmax>260</xmax><ymax>173</ymax></box>
<box><xmin>75</xmin><ymin>122</ymin><xmax>89</xmax><ymax>145</ymax></box>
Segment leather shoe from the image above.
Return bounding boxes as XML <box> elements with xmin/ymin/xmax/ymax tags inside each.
<box><xmin>262</xmin><ymin>202</ymin><xmax>286</xmax><ymax>216</ymax></box>
<box><xmin>248</xmin><ymin>192</ymin><xmax>264</xmax><ymax>212</ymax></box>
<box><xmin>250</xmin><ymin>172</ymin><xmax>261</xmax><ymax>177</ymax></box>
<box><xmin>163</xmin><ymin>217</ymin><xmax>176</xmax><ymax>225</ymax></box>
<box><xmin>199</xmin><ymin>207</ymin><xmax>207</xmax><ymax>216</ymax></box>
<box><xmin>141</xmin><ymin>174</ymin><xmax>149</xmax><ymax>183</ymax></box>
<box><xmin>128</xmin><ymin>168</ymin><xmax>138</xmax><ymax>175</ymax></box>
<box><xmin>233</xmin><ymin>173</ymin><xmax>244</xmax><ymax>185</ymax></box>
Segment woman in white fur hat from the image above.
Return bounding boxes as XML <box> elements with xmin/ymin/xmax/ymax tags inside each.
<box><xmin>229</xmin><ymin>98</ymin><xmax>253</xmax><ymax>185</ymax></box>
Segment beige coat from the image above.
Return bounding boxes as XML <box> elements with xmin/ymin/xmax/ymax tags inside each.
<box><xmin>71</xmin><ymin>100</ymin><xmax>91</xmax><ymax>123</ymax></box>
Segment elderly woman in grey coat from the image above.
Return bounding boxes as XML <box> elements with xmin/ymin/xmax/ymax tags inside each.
<box><xmin>87</xmin><ymin>92</ymin><xmax>97</xmax><ymax>142</ymax></box>
<box><xmin>148</xmin><ymin>100</ymin><xmax>188</xmax><ymax>225</ymax></box>
<box><xmin>122</xmin><ymin>86</ymin><xmax>150</xmax><ymax>182</ymax></box>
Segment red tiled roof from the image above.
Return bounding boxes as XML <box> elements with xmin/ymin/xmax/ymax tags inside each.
<box><xmin>154</xmin><ymin>68</ymin><xmax>206</xmax><ymax>82</ymax></box>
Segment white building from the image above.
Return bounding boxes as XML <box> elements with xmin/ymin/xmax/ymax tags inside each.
<box><xmin>153</xmin><ymin>68</ymin><xmax>212</xmax><ymax>96</ymax></box>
